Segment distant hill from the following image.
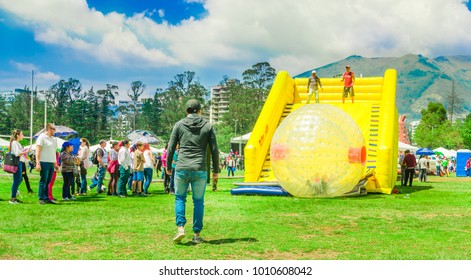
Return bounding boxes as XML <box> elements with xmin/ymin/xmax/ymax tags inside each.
<box><xmin>295</xmin><ymin>54</ymin><xmax>471</xmax><ymax>121</ymax></box>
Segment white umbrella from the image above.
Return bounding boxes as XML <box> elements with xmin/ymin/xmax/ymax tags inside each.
<box><xmin>33</xmin><ymin>125</ymin><xmax>78</xmax><ymax>139</ymax></box>
<box><xmin>126</xmin><ymin>130</ymin><xmax>159</xmax><ymax>145</ymax></box>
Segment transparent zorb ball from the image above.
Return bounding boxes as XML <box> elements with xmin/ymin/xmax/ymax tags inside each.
<box><xmin>270</xmin><ymin>104</ymin><xmax>366</xmax><ymax>197</ymax></box>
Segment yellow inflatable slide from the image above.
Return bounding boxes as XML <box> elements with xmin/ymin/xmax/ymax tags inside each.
<box><xmin>244</xmin><ymin>69</ymin><xmax>398</xmax><ymax>194</ymax></box>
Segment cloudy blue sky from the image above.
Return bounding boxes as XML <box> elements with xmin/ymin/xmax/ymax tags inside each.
<box><xmin>1</xmin><ymin>0</ymin><xmax>471</xmax><ymax>98</ymax></box>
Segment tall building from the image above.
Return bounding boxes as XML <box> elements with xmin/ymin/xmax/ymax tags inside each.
<box><xmin>0</xmin><ymin>90</ymin><xmax>16</xmax><ymax>104</ymax></box>
<box><xmin>208</xmin><ymin>79</ymin><xmax>239</xmax><ymax>124</ymax></box>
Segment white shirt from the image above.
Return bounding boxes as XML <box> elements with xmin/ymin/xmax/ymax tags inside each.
<box><xmin>118</xmin><ymin>146</ymin><xmax>132</xmax><ymax>170</ymax></box>
<box><xmin>36</xmin><ymin>133</ymin><xmax>57</xmax><ymax>163</ymax></box>
<box><xmin>143</xmin><ymin>150</ymin><xmax>154</xmax><ymax>169</ymax></box>
<box><xmin>11</xmin><ymin>140</ymin><xmax>26</xmax><ymax>162</ymax></box>
<box><xmin>419</xmin><ymin>157</ymin><xmax>428</xmax><ymax>169</ymax></box>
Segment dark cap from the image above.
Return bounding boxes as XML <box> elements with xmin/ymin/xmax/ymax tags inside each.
<box><xmin>186</xmin><ymin>99</ymin><xmax>201</xmax><ymax>113</ymax></box>
<box><xmin>99</xmin><ymin>139</ymin><xmax>107</xmax><ymax>144</ymax></box>
<box><xmin>62</xmin><ymin>141</ymin><xmax>73</xmax><ymax>149</ymax></box>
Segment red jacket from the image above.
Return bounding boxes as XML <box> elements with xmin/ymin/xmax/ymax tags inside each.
<box><xmin>403</xmin><ymin>154</ymin><xmax>416</xmax><ymax>168</ymax></box>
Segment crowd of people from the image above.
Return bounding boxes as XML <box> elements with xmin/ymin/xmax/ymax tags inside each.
<box><xmin>398</xmin><ymin>149</ymin><xmax>467</xmax><ymax>187</ymax></box>
<box><xmin>3</xmin><ymin>100</ymin><xmax>222</xmax><ymax>244</ymax></box>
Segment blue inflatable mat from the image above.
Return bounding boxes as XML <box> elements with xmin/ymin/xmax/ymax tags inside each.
<box><xmin>230</xmin><ymin>185</ymin><xmax>291</xmax><ymax>196</ymax></box>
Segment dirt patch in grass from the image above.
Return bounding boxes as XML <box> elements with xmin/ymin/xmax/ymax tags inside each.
<box><xmin>0</xmin><ymin>254</ymin><xmax>17</xmax><ymax>260</ymax></box>
<box><xmin>251</xmin><ymin>249</ymin><xmax>342</xmax><ymax>260</ymax></box>
<box><xmin>422</xmin><ymin>213</ymin><xmax>469</xmax><ymax>219</ymax></box>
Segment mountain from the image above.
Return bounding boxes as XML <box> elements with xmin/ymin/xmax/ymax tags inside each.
<box><xmin>295</xmin><ymin>54</ymin><xmax>471</xmax><ymax>121</ymax></box>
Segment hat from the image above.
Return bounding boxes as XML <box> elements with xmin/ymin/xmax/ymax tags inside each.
<box><xmin>186</xmin><ymin>99</ymin><xmax>201</xmax><ymax>113</ymax></box>
<box><xmin>346</xmin><ymin>65</ymin><xmax>351</xmax><ymax>68</ymax></box>
<box><xmin>99</xmin><ymin>139</ymin><xmax>107</xmax><ymax>144</ymax></box>
<box><xmin>62</xmin><ymin>141</ymin><xmax>73</xmax><ymax>149</ymax></box>
<box><xmin>311</xmin><ymin>70</ymin><xmax>316</xmax><ymax>73</ymax></box>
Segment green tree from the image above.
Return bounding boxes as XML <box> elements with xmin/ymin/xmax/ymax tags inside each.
<box><xmin>8</xmin><ymin>91</ymin><xmax>31</xmax><ymax>133</ymax></box>
<box><xmin>213</xmin><ymin>62</ymin><xmax>277</xmax><ymax>152</ymax></box>
<box><xmin>414</xmin><ymin>102</ymin><xmax>464</xmax><ymax>149</ymax></box>
<box><xmin>459</xmin><ymin>113</ymin><xmax>471</xmax><ymax>147</ymax></box>
<box><xmin>127</xmin><ymin>81</ymin><xmax>146</xmax><ymax>130</ymax></box>
<box><xmin>242</xmin><ymin>62</ymin><xmax>276</xmax><ymax>102</ymax></box>
<box><xmin>0</xmin><ymin>95</ymin><xmax>12</xmax><ymax>135</ymax></box>
<box><xmin>138</xmin><ymin>89</ymin><xmax>162</xmax><ymax>135</ymax></box>
<box><xmin>95</xmin><ymin>84</ymin><xmax>119</xmax><ymax>140</ymax></box>
<box><xmin>158</xmin><ymin>71</ymin><xmax>209</xmax><ymax>142</ymax></box>
<box><xmin>47</xmin><ymin>78</ymin><xmax>82</xmax><ymax>125</ymax></box>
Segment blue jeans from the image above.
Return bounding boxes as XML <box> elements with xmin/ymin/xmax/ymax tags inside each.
<box><xmin>38</xmin><ymin>162</ymin><xmax>54</xmax><ymax>201</ymax></box>
<box><xmin>128</xmin><ymin>171</ymin><xmax>133</xmax><ymax>190</ymax></box>
<box><xmin>80</xmin><ymin>171</ymin><xmax>87</xmax><ymax>193</ymax></box>
<box><xmin>143</xmin><ymin>168</ymin><xmax>153</xmax><ymax>193</ymax></box>
<box><xmin>227</xmin><ymin>166</ymin><xmax>234</xmax><ymax>176</ymax></box>
<box><xmin>174</xmin><ymin>170</ymin><xmax>207</xmax><ymax>233</ymax></box>
<box><xmin>118</xmin><ymin>166</ymin><xmax>130</xmax><ymax>196</ymax></box>
<box><xmin>11</xmin><ymin>161</ymin><xmax>23</xmax><ymax>199</ymax></box>
<box><xmin>90</xmin><ymin>166</ymin><xmax>106</xmax><ymax>192</ymax></box>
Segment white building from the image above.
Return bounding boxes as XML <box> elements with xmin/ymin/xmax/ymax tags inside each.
<box><xmin>209</xmin><ymin>79</ymin><xmax>239</xmax><ymax>124</ymax></box>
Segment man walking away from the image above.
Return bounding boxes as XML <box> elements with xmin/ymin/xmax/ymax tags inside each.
<box><xmin>166</xmin><ymin>99</ymin><xmax>220</xmax><ymax>244</ymax></box>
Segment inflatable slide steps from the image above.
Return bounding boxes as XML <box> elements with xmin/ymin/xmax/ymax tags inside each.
<box><xmin>258</xmin><ymin>103</ymin><xmax>293</xmax><ymax>181</ymax></box>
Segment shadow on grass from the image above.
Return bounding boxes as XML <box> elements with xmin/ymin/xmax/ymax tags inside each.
<box><xmin>397</xmin><ymin>185</ymin><xmax>433</xmax><ymax>194</ymax></box>
<box><xmin>178</xmin><ymin>237</ymin><xmax>258</xmax><ymax>246</ymax></box>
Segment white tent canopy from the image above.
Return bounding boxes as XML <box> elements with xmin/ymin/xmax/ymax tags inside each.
<box><xmin>434</xmin><ymin>147</ymin><xmax>457</xmax><ymax>158</ymax></box>
<box><xmin>89</xmin><ymin>140</ymin><xmax>120</xmax><ymax>153</ymax></box>
<box><xmin>0</xmin><ymin>138</ymin><xmax>10</xmax><ymax>147</ymax></box>
<box><xmin>398</xmin><ymin>141</ymin><xmax>419</xmax><ymax>153</ymax></box>
<box><xmin>231</xmin><ymin>132</ymin><xmax>251</xmax><ymax>144</ymax></box>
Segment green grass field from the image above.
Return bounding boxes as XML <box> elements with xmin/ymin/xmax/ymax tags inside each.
<box><xmin>0</xmin><ymin>168</ymin><xmax>470</xmax><ymax>260</ymax></box>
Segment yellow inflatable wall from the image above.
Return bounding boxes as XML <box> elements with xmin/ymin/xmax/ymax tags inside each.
<box><xmin>244</xmin><ymin>69</ymin><xmax>398</xmax><ymax>194</ymax></box>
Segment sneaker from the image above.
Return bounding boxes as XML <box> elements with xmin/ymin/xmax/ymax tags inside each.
<box><xmin>173</xmin><ymin>228</ymin><xmax>185</xmax><ymax>243</ymax></box>
<box><xmin>63</xmin><ymin>197</ymin><xmax>69</xmax><ymax>201</ymax></box>
<box><xmin>119</xmin><ymin>195</ymin><xmax>127</xmax><ymax>198</ymax></box>
<box><xmin>69</xmin><ymin>196</ymin><xmax>76</xmax><ymax>201</ymax></box>
<box><xmin>192</xmin><ymin>235</ymin><xmax>205</xmax><ymax>244</ymax></box>
<box><xmin>46</xmin><ymin>199</ymin><xmax>57</xmax><ymax>204</ymax></box>
<box><xmin>39</xmin><ymin>200</ymin><xmax>46</xmax><ymax>205</ymax></box>
<box><xmin>9</xmin><ymin>199</ymin><xmax>19</xmax><ymax>204</ymax></box>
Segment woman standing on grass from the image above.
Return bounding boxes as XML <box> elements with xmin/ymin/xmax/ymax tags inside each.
<box><xmin>77</xmin><ymin>138</ymin><xmax>91</xmax><ymax>195</ymax></box>
<box><xmin>60</xmin><ymin>142</ymin><xmax>79</xmax><ymax>201</ymax></box>
<box><xmin>143</xmin><ymin>143</ymin><xmax>154</xmax><ymax>195</ymax></box>
<box><xmin>9</xmin><ymin>129</ymin><xmax>29</xmax><ymax>204</ymax></box>
<box><xmin>107</xmin><ymin>141</ymin><xmax>120</xmax><ymax>196</ymax></box>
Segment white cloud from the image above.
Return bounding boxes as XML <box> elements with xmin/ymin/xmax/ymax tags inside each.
<box><xmin>10</xmin><ymin>60</ymin><xmax>60</xmax><ymax>82</ymax></box>
<box><xmin>11</xmin><ymin>61</ymin><xmax>39</xmax><ymax>72</ymax></box>
<box><xmin>36</xmin><ymin>71</ymin><xmax>60</xmax><ymax>81</ymax></box>
<box><xmin>158</xmin><ymin>9</ymin><xmax>165</xmax><ymax>18</ymax></box>
<box><xmin>1</xmin><ymin>0</ymin><xmax>471</xmax><ymax>77</ymax></box>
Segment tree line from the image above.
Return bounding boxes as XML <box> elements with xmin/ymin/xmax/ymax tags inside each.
<box><xmin>412</xmin><ymin>102</ymin><xmax>471</xmax><ymax>149</ymax></box>
<box><xmin>0</xmin><ymin>62</ymin><xmax>276</xmax><ymax>150</ymax></box>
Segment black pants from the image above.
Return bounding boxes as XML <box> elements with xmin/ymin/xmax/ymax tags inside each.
<box><xmin>21</xmin><ymin>162</ymin><xmax>33</xmax><ymax>193</ymax></box>
<box><xmin>403</xmin><ymin>168</ymin><xmax>415</xmax><ymax>186</ymax></box>
<box><xmin>62</xmin><ymin>171</ymin><xmax>74</xmax><ymax>199</ymax></box>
